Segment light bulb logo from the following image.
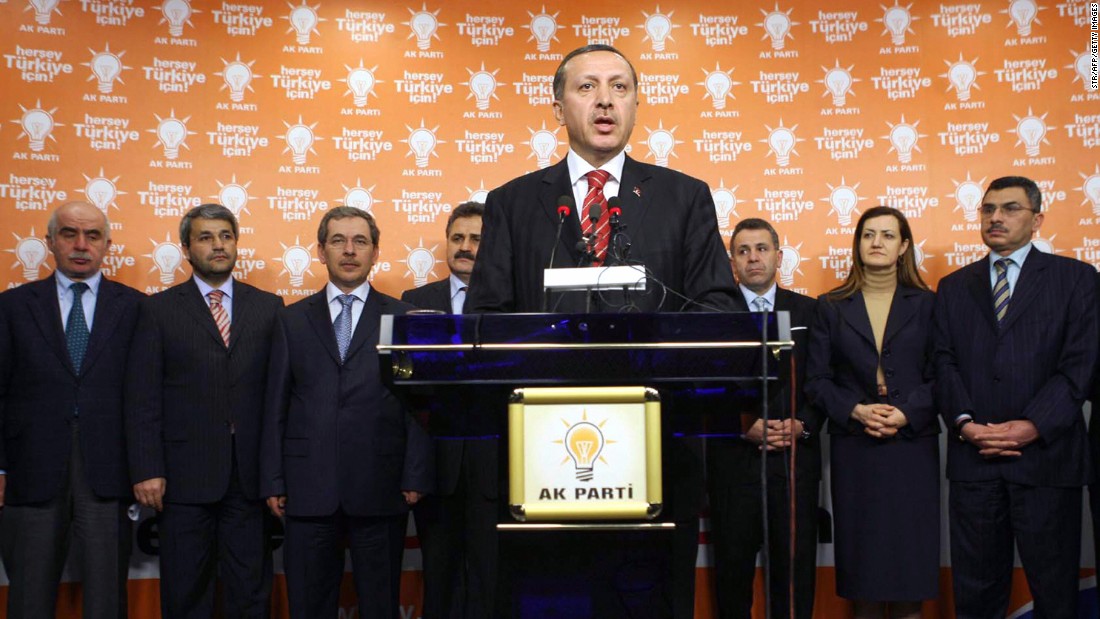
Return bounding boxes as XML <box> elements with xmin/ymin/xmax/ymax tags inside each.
<box><xmin>1068</xmin><ymin>50</ymin><xmax>1096</xmax><ymax>92</ymax></box>
<box><xmin>213</xmin><ymin>175</ymin><xmax>254</xmax><ymax>217</ymax></box>
<box><xmin>282</xmin><ymin>116</ymin><xmax>321</xmax><ymax>165</ymax></box>
<box><xmin>912</xmin><ymin>239</ymin><xmax>932</xmax><ymax>272</ymax></box>
<box><xmin>943</xmin><ymin>54</ymin><xmax>980</xmax><ymax>101</ymax></box>
<box><xmin>466</xmin><ymin>181</ymin><xmax>490</xmax><ymax>204</ymax></box>
<box><xmin>464</xmin><ymin>65</ymin><xmax>499</xmax><ymax>111</ymax></box>
<box><xmin>762</xmin><ymin>120</ymin><xmax>800</xmax><ymax>168</ymax></box>
<box><xmin>526</xmin><ymin>122</ymin><xmax>563</xmax><ymax>169</ymax></box>
<box><xmin>525</xmin><ymin>7</ymin><xmax>559</xmax><ymax>52</ymax></box>
<box><xmin>1010</xmin><ymin>107</ymin><xmax>1049</xmax><ymax>157</ymax></box>
<box><xmin>643</xmin><ymin>123</ymin><xmax>677</xmax><ymax>168</ymax></box>
<box><xmin>758</xmin><ymin>4</ymin><xmax>794</xmax><ymax>51</ymax></box>
<box><xmin>711</xmin><ymin>182</ymin><xmax>741</xmax><ymax>226</ymax></box>
<box><xmin>640</xmin><ymin>8</ymin><xmax>676</xmax><ymax>52</ymax></box>
<box><xmin>400</xmin><ymin>240</ymin><xmax>440</xmax><ymax>287</ymax></box>
<box><xmin>820</xmin><ymin>61</ymin><xmax>855</xmax><ymax>107</ymax></box>
<box><xmin>406</xmin><ymin>4</ymin><xmax>442</xmax><ymax>50</ymax></box>
<box><xmin>277</xmin><ymin>237</ymin><xmax>316</xmax><ymax>287</ymax></box>
<box><xmin>286</xmin><ymin>1</ymin><xmax>321</xmax><ymax>45</ymax></box>
<box><xmin>952</xmin><ymin>174</ymin><xmax>987</xmax><ymax>222</ymax></box>
<box><xmin>1079</xmin><ymin>166</ymin><xmax>1100</xmax><ymax>217</ymax></box>
<box><xmin>343</xmin><ymin>62</ymin><xmax>379</xmax><ymax>108</ymax></box>
<box><xmin>880</xmin><ymin>3</ymin><xmax>914</xmax><ymax>46</ymax></box>
<box><xmin>341</xmin><ymin>180</ymin><xmax>376</xmax><ymax>212</ymax></box>
<box><xmin>26</xmin><ymin>0</ymin><xmax>61</xmax><ymax>25</ymax></box>
<box><xmin>15</xmin><ymin>101</ymin><xmax>60</xmax><ymax>153</ymax></box>
<box><xmin>158</xmin><ymin>0</ymin><xmax>196</xmax><ymax>37</ymax></box>
<box><xmin>87</xmin><ymin>45</ymin><xmax>127</xmax><ymax>94</ymax></box>
<box><xmin>884</xmin><ymin>116</ymin><xmax>922</xmax><ymax>164</ymax></box>
<box><xmin>403</xmin><ymin>120</ymin><xmax>441</xmax><ymax>169</ymax></box>
<box><xmin>699</xmin><ymin>63</ymin><xmax>736</xmax><ymax>110</ymax></box>
<box><xmin>777</xmin><ymin>238</ymin><xmax>806</xmax><ymax>287</ymax></box>
<box><xmin>1031</xmin><ymin>235</ymin><xmax>1057</xmax><ymax>254</ymax></box>
<box><xmin>825</xmin><ymin>178</ymin><xmax>862</xmax><ymax>226</ymax></box>
<box><xmin>146</xmin><ymin>235</ymin><xmax>185</xmax><ymax>285</ymax></box>
<box><xmin>84</xmin><ymin>177</ymin><xmax>118</xmax><ymax>214</ymax></box>
<box><xmin>10</xmin><ymin>229</ymin><xmax>49</xmax><ymax>281</ymax></box>
<box><xmin>150</xmin><ymin>111</ymin><xmax>192</xmax><ymax>160</ymax></box>
<box><xmin>563</xmin><ymin>420</ymin><xmax>605</xmax><ymax>482</ymax></box>
<box><xmin>218</xmin><ymin>55</ymin><xmax>258</xmax><ymax>103</ymax></box>
<box><xmin>1007</xmin><ymin>0</ymin><xmax>1039</xmax><ymax>36</ymax></box>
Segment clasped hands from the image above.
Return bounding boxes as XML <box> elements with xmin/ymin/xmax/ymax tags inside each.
<box><xmin>851</xmin><ymin>403</ymin><xmax>908</xmax><ymax>438</ymax></box>
<box><xmin>744</xmin><ymin>418</ymin><xmax>804</xmax><ymax>451</ymax></box>
<box><xmin>960</xmin><ymin>419</ymin><xmax>1039</xmax><ymax>458</ymax></box>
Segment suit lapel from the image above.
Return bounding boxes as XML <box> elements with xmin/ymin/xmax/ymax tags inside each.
<box><xmin>306</xmin><ymin>290</ymin><xmax>342</xmax><ymax>365</ymax></box>
<box><xmin>965</xmin><ymin>257</ymin><xmax>998</xmax><ymax>332</ymax></box>
<box><xmin>540</xmin><ymin>159</ymin><xmax>582</xmax><ymax>266</ymax></box>
<box><xmin>80</xmin><ymin>279</ymin><xmax>124</xmax><ymax>373</ymax></box>
<box><xmin>179</xmin><ymin>281</ymin><xmax>228</xmax><ymax>348</ymax></box>
<box><xmin>882</xmin><ymin>286</ymin><xmax>918</xmax><ymax>345</ymax></box>
<box><xmin>432</xmin><ymin>280</ymin><xmax>452</xmax><ymax>313</ymax></box>
<box><xmin>228</xmin><ymin>281</ymin><xmax>252</xmax><ymax>352</ymax></box>
<box><xmin>838</xmin><ymin>292</ymin><xmax>877</xmax><ymax>349</ymax></box>
<box><xmin>617</xmin><ymin>156</ymin><xmax>653</xmax><ymax>239</ymax></box>
<box><xmin>344</xmin><ymin>291</ymin><xmax>381</xmax><ymax>362</ymax></box>
<box><xmin>28</xmin><ymin>276</ymin><xmax>71</xmax><ymax>373</ymax></box>
<box><xmin>999</xmin><ymin>249</ymin><xmax>1048</xmax><ymax>332</ymax></box>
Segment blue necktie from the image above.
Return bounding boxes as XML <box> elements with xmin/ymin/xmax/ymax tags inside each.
<box><xmin>334</xmin><ymin>294</ymin><xmax>355</xmax><ymax>362</ymax></box>
<box><xmin>66</xmin><ymin>282</ymin><xmax>90</xmax><ymax>373</ymax></box>
<box><xmin>752</xmin><ymin>296</ymin><xmax>769</xmax><ymax>313</ymax></box>
<box><xmin>993</xmin><ymin>259</ymin><xmax>1011</xmax><ymax>324</ymax></box>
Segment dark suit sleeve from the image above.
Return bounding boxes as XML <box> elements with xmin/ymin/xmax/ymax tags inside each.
<box><xmin>467</xmin><ymin>187</ymin><xmax>514</xmax><ymax>313</ymax></box>
<box><xmin>681</xmin><ymin>179</ymin><xmax>736</xmax><ymax>312</ymax></box>
<box><xmin>125</xmin><ymin>299</ymin><xmax>167</xmax><ymax>483</ymax></box>
<box><xmin>1021</xmin><ymin>264</ymin><xmax>1098</xmax><ymax>444</ymax></box>
<box><xmin>933</xmin><ymin>278</ymin><xmax>975</xmax><ymax>428</ymax></box>
<box><xmin>259</xmin><ymin>311</ymin><xmax>291</xmax><ymax>498</ymax></box>
<box><xmin>793</xmin><ymin>296</ymin><xmax>825</xmax><ymax>434</ymax></box>
<box><xmin>805</xmin><ymin>298</ymin><xmax>865</xmax><ymax>428</ymax></box>
<box><xmin>0</xmin><ymin>295</ymin><xmax>10</xmax><ymax>470</ymax></box>
<box><xmin>401</xmin><ymin>412</ymin><xmax>433</xmax><ymax>494</ymax></box>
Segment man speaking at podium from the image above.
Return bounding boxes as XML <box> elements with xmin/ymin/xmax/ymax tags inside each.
<box><xmin>467</xmin><ymin>44</ymin><xmax>736</xmax><ymax>619</ymax></box>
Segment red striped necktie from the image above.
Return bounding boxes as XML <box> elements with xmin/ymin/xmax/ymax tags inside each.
<box><xmin>208</xmin><ymin>290</ymin><xmax>231</xmax><ymax>347</ymax></box>
<box><xmin>582</xmin><ymin>169</ymin><xmax>611</xmax><ymax>265</ymax></box>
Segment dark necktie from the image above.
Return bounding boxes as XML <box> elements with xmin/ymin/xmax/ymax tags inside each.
<box><xmin>66</xmin><ymin>282</ymin><xmax>90</xmax><ymax>373</ymax></box>
<box><xmin>993</xmin><ymin>259</ymin><xmax>1011</xmax><ymax>324</ymax></box>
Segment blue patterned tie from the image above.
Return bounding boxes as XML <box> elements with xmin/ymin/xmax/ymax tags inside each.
<box><xmin>992</xmin><ymin>259</ymin><xmax>1011</xmax><ymax>325</ymax></box>
<box><xmin>334</xmin><ymin>294</ymin><xmax>355</xmax><ymax>362</ymax></box>
<box><xmin>66</xmin><ymin>282</ymin><xmax>90</xmax><ymax>373</ymax></box>
<box><xmin>752</xmin><ymin>296</ymin><xmax>769</xmax><ymax>312</ymax></box>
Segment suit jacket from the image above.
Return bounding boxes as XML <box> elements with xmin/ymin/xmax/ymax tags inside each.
<box><xmin>707</xmin><ymin>288</ymin><xmax>823</xmax><ymax>482</ymax></box>
<box><xmin>1090</xmin><ymin>272</ymin><xmax>1100</xmax><ymax>479</ymax></box>
<box><xmin>806</xmin><ymin>285</ymin><xmax>939</xmax><ymax>439</ymax></box>
<box><xmin>935</xmin><ymin>251</ymin><xmax>1097</xmax><ymax>486</ymax></box>
<box><xmin>466</xmin><ymin>156</ymin><xmax>737</xmax><ymax>313</ymax></box>
<box><xmin>0</xmin><ymin>275</ymin><xmax>142</xmax><ymax>504</ymax></box>
<box><xmin>260</xmin><ymin>288</ymin><xmax>433</xmax><ymax>517</ymax></box>
<box><xmin>125</xmin><ymin>279</ymin><xmax>283</xmax><ymax>503</ymax></box>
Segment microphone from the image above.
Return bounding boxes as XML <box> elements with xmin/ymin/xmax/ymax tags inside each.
<box><xmin>547</xmin><ymin>195</ymin><xmax>574</xmax><ymax>271</ymax></box>
<box><xmin>606</xmin><ymin>196</ymin><xmax>629</xmax><ymax>266</ymax></box>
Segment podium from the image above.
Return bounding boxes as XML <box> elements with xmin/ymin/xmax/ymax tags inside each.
<box><xmin>380</xmin><ymin>312</ymin><xmax>793</xmax><ymax>617</ymax></box>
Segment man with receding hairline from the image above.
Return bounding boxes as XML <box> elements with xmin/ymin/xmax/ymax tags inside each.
<box><xmin>0</xmin><ymin>201</ymin><xmax>143</xmax><ymax>619</ymax></box>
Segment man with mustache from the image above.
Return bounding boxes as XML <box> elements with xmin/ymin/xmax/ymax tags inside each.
<box><xmin>126</xmin><ymin>203</ymin><xmax>283</xmax><ymax>619</ymax></box>
<box><xmin>934</xmin><ymin>176</ymin><xmax>1098</xmax><ymax>619</ymax></box>
<box><xmin>466</xmin><ymin>45</ymin><xmax>736</xmax><ymax>618</ymax></box>
<box><xmin>0</xmin><ymin>201</ymin><xmax>142</xmax><ymax>619</ymax></box>
<box><xmin>261</xmin><ymin>206</ymin><xmax>432</xmax><ymax>619</ymax></box>
<box><xmin>401</xmin><ymin>202</ymin><xmax>497</xmax><ymax>619</ymax></box>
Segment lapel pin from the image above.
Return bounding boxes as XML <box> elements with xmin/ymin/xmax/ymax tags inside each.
<box><xmin>633</xmin><ymin>186</ymin><xmax>641</xmax><ymax>198</ymax></box>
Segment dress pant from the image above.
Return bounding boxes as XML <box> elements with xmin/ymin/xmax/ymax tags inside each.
<box><xmin>950</xmin><ymin>479</ymin><xmax>1082</xmax><ymax>619</ymax></box>
<box><xmin>158</xmin><ymin>451</ymin><xmax>272</xmax><ymax>619</ymax></box>
<box><xmin>283</xmin><ymin>510</ymin><xmax>406</xmax><ymax>619</ymax></box>
<box><xmin>0</xmin><ymin>421</ymin><xmax>131</xmax><ymax>619</ymax></box>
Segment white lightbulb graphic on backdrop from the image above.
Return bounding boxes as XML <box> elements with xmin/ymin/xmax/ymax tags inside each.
<box><xmin>1073</xmin><ymin>52</ymin><xmax>1095</xmax><ymax>91</ymax></box>
<box><xmin>528</xmin><ymin>11</ymin><xmax>557</xmax><ymax>52</ymax></box>
<box><xmin>91</xmin><ymin>52</ymin><xmax>123</xmax><ymax>94</ymax></box>
<box><xmin>285</xmin><ymin>124</ymin><xmax>315</xmax><ymax>165</ymax></box>
<box><xmin>344</xmin><ymin>187</ymin><xmax>374</xmax><ymax>212</ymax></box>
<box><xmin>643</xmin><ymin>12</ymin><xmax>672</xmax><ymax>52</ymax></box>
<box><xmin>763</xmin><ymin>11</ymin><xmax>791</xmax><ymax>50</ymax></box>
<box><xmin>282</xmin><ymin>245</ymin><xmax>311</xmax><ymax>287</ymax></box>
<box><xmin>647</xmin><ymin>130</ymin><xmax>675</xmax><ymax>167</ymax></box>
<box><xmin>218</xmin><ymin>184</ymin><xmax>249</xmax><ymax>217</ymax></box>
<box><xmin>956</xmin><ymin>182</ymin><xmax>984</xmax><ymax>221</ymax></box>
<box><xmin>289</xmin><ymin>4</ymin><xmax>319</xmax><ymax>44</ymax></box>
<box><xmin>85</xmin><ymin>178</ymin><xmax>118</xmax><ymax>213</ymax></box>
<box><xmin>15</xmin><ymin>236</ymin><xmax>48</xmax><ymax>280</ymax></box>
<box><xmin>830</xmin><ymin>186</ymin><xmax>859</xmax><ymax>226</ymax></box>
<box><xmin>530</xmin><ymin>130</ymin><xmax>558</xmax><ymax>169</ymax></box>
<box><xmin>888</xmin><ymin>123</ymin><xmax>918</xmax><ymax>163</ymax></box>
<box><xmin>468</xmin><ymin>70</ymin><xmax>497</xmax><ymax>111</ymax></box>
<box><xmin>408</xmin><ymin>128</ymin><xmax>436</xmax><ymax>168</ymax></box>
<box><xmin>151</xmin><ymin>241</ymin><xmax>183</xmax><ymax>285</ymax></box>
<box><xmin>824</xmin><ymin>66</ymin><xmax>853</xmax><ymax>107</ymax></box>
<box><xmin>222</xmin><ymin>61</ymin><xmax>252</xmax><ymax>103</ymax></box>
<box><xmin>713</xmin><ymin>188</ymin><xmax>737</xmax><ymax>226</ymax></box>
<box><xmin>347</xmin><ymin>68</ymin><xmax>375</xmax><ymax>107</ymax></box>
<box><xmin>406</xmin><ymin>247</ymin><xmax>436</xmax><ymax>287</ymax></box>
<box><xmin>1016</xmin><ymin>115</ymin><xmax>1046</xmax><ymax>156</ymax></box>
<box><xmin>1081</xmin><ymin>169</ymin><xmax>1100</xmax><ymax>216</ymax></box>
<box><xmin>1008</xmin><ymin>0</ymin><xmax>1037</xmax><ymax>36</ymax></box>
<box><xmin>777</xmin><ymin>243</ymin><xmax>802</xmax><ymax>287</ymax></box>
<box><xmin>161</xmin><ymin>0</ymin><xmax>192</xmax><ymax>37</ymax></box>
<box><xmin>410</xmin><ymin>11</ymin><xmax>438</xmax><ymax>50</ymax></box>
<box><xmin>767</xmin><ymin>127</ymin><xmax>795</xmax><ymax>167</ymax></box>
<box><xmin>20</xmin><ymin>107</ymin><xmax>55</xmax><ymax>152</ymax></box>
<box><xmin>157</xmin><ymin>118</ymin><xmax>186</xmax><ymax>160</ymax></box>
<box><xmin>947</xmin><ymin>60</ymin><xmax>977</xmax><ymax>101</ymax></box>
<box><xmin>704</xmin><ymin>71</ymin><xmax>732</xmax><ymax>110</ymax></box>
<box><xmin>883</xmin><ymin>6</ymin><xmax>911</xmax><ymax>45</ymax></box>
<box><xmin>28</xmin><ymin>0</ymin><xmax>60</xmax><ymax>25</ymax></box>
<box><xmin>564</xmin><ymin>420</ymin><xmax>604</xmax><ymax>482</ymax></box>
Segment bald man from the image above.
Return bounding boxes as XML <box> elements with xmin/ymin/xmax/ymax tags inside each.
<box><xmin>0</xmin><ymin>202</ymin><xmax>143</xmax><ymax>619</ymax></box>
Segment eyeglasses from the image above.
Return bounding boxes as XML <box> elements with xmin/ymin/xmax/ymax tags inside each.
<box><xmin>979</xmin><ymin>203</ymin><xmax>1038</xmax><ymax>217</ymax></box>
<box><xmin>326</xmin><ymin>237</ymin><xmax>372</xmax><ymax>250</ymax></box>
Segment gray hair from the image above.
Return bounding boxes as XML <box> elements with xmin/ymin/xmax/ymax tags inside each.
<box><xmin>317</xmin><ymin>206</ymin><xmax>380</xmax><ymax>246</ymax></box>
<box><xmin>179</xmin><ymin>203</ymin><xmax>239</xmax><ymax>247</ymax></box>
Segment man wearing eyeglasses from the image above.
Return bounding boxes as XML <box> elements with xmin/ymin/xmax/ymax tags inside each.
<box><xmin>261</xmin><ymin>206</ymin><xmax>433</xmax><ymax>619</ymax></box>
<box><xmin>934</xmin><ymin>176</ymin><xmax>1098</xmax><ymax>619</ymax></box>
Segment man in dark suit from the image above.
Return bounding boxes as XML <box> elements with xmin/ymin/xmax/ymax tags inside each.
<box><xmin>402</xmin><ymin>202</ymin><xmax>498</xmax><ymax>619</ymax></box>
<box><xmin>466</xmin><ymin>45</ymin><xmax>736</xmax><ymax>619</ymax></box>
<box><xmin>1088</xmin><ymin>270</ymin><xmax>1100</xmax><ymax>595</ymax></box>
<box><xmin>126</xmin><ymin>204</ymin><xmax>282</xmax><ymax>619</ymax></box>
<box><xmin>0</xmin><ymin>201</ymin><xmax>142</xmax><ymax>619</ymax></box>
<box><xmin>706</xmin><ymin>219</ymin><xmax>819</xmax><ymax>619</ymax></box>
<box><xmin>934</xmin><ymin>176</ymin><xmax>1098</xmax><ymax>619</ymax></box>
<box><xmin>261</xmin><ymin>206</ymin><xmax>433</xmax><ymax>619</ymax></box>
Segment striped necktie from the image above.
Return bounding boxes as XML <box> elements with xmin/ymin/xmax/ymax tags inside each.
<box><xmin>334</xmin><ymin>294</ymin><xmax>355</xmax><ymax>362</ymax></box>
<box><xmin>208</xmin><ymin>290</ymin><xmax>231</xmax><ymax>347</ymax></box>
<box><xmin>992</xmin><ymin>259</ymin><xmax>1011</xmax><ymax>324</ymax></box>
<box><xmin>582</xmin><ymin>169</ymin><xmax>611</xmax><ymax>265</ymax></box>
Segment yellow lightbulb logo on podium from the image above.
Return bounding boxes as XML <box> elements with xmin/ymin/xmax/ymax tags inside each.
<box><xmin>563</xmin><ymin>420</ymin><xmax>605</xmax><ymax>482</ymax></box>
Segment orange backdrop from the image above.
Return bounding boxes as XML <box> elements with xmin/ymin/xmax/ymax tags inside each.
<box><xmin>1</xmin><ymin>0</ymin><xmax>1098</xmax><ymax>617</ymax></box>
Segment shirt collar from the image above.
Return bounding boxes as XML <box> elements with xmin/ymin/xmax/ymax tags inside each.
<box><xmin>55</xmin><ymin>270</ymin><xmax>102</xmax><ymax>296</ymax></box>
<box><xmin>193</xmin><ymin>275</ymin><xmax>233</xmax><ymax>301</ymax></box>
<box><xmin>448</xmin><ymin>273</ymin><xmax>468</xmax><ymax>299</ymax></box>
<box><xmin>326</xmin><ymin>280</ymin><xmax>372</xmax><ymax>305</ymax></box>
<box><xmin>990</xmin><ymin>242</ymin><xmax>1033</xmax><ymax>268</ymax></box>
<box><xmin>739</xmin><ymin>282</ymin><xmax>777</xmax><ymax>309</ymax></box>
<box><xmin>566</xmin><ymin>148</ymin><xmax>626</xmax><ymax>187</ymax></box>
